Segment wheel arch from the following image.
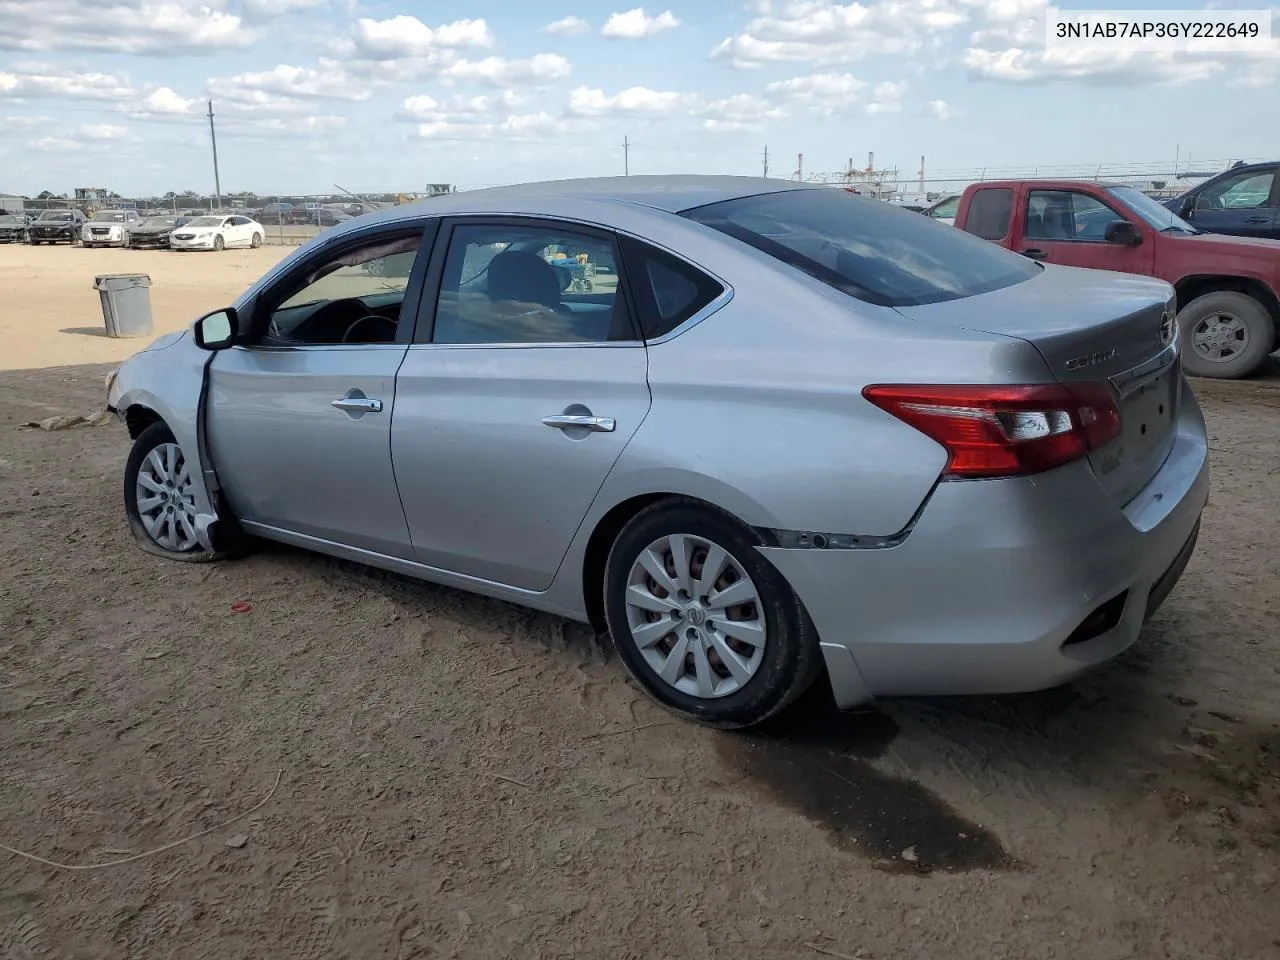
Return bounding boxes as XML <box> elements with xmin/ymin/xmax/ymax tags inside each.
<box><xmin>123</xmin><ymin>403</ymin><xmax>163</xmax><ymax>439</ymax></box>
<box><xmin>578</xmin><ymin>488</ymin><xmax>782</xmax><ymax>634</ymax></box>
<box><xmin>1175</xmin><ymin>274</ymin><xmax>1280</xmax><ymax>329</ymax></box>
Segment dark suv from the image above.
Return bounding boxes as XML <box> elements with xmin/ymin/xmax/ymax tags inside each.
<box><xmin>29</xmin><ymin>208</ymin><xmax>87</xmax><ymax>244</ymax></box>
<box><xmin>1164</xmin><ymin>161</ymin><xmax>1280</xmax><ymax>240</ymax></box>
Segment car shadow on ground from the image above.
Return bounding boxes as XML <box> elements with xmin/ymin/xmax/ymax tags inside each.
<box><xmin>258</xmin><ymin>538</ymin><xmax>1276</xmax><ymax>875</ymax></box>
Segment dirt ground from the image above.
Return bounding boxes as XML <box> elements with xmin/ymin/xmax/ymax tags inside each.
<box><xmin>1</xmin><ymin>244</ymin><xmax>1278</xmax><ymax>960</ymax></box>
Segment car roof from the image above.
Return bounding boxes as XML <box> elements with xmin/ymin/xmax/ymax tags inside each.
<box><xmin>335</xmin><ymin>175</ymin><xmax>819</xmax><ymax>235</ymax></box>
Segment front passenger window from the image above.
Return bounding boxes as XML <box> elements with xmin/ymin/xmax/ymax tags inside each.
<box><xmin>429</xmin><ymin>223</ymin><xmax>634</xmax><ymax>344</ymax></box>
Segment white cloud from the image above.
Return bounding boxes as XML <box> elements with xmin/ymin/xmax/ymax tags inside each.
<box><xmin>349</xmin><ymin>15</ymin><xmax>494</xmax><ymax>59</ymax></box>
<box><xmin>226</xmin><ymin>115</ymin><xmax>349</xmax><ymax>136</ymax></box>
<box><xmin>139</xmin><ymin>86</ymin><xmax>200</xmax><ymax>115</ymax></box>
<box><xmin>766</xmin><ymin>73</ymin><xmax>906</xmax><ymax>115</ymax></box>
<box><xmin>415</xmin><ymin>110</ymin><xmax>583</xmax><ymax>140</ymax></box>
<box><xmin>79</xmin><ymin>123</ymin><xmax>130</xmax><ymax>140</ymax></box>
<box><xmin>240</xmin><ymin>0</ymin><xmax>328</xmax><ymax>19</ymax></box>
<box><xmin>32</xmin><ymin>136</ymin><xmax>79</xmax><ymax>152</ymax></box>
<box><xmin>442</xmin><ymin>54</ymin><xmax>572</xmax><ymax>86</ymax></box>
<box><xmin>3</xmin><ymin>114</ymin><xmax>54</xmax><ymax>128</ymax></box>
<box><xmin>0</xmin><ymin>64</ymin><xmax>134</xmax><ymax>100</ymax></box>
<box><xmin>713</xmin><ymin>0</ymin><xmax>967</xmax><ymax>67</ymax></box>
<box><xmin>567</xmin><ymin>85</ymin><xmax>690</xmax><ymax>115</ymax></box>
<box><xmin>695</xmin><ymin>93</ymin><xmax>787</xmax><ymax>131</ymax></box>
<box><xmin>601</xmin><ymin>8</ymin><xmax>681</xmax><ymax>38</ymax></box>
<box><xmin>216</xmin><ymin>64</ymin><xmax>373</xmax><ymax>103</ymax></box>
<box><xmin>399</xmin><ymin>90</ymin><xmax>525</xmax><ymax>121</ymax></box>
<box><xmin>0</xmin><ymin>0</ymin><xmax>253</xmax><ymax>54</ymax></box>
<box><xmin>925</xmin><ymin>97</ymin><xmax>953</xmax><ymax>119</ymax></box>
<box><xmin>543</xmin><ymin>15</ymin><xmax>591</xmax><ymax>36</ymax></box>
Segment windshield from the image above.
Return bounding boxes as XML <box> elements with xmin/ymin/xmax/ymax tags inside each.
<box><xmin>140</xmin><ymin>217</ymin><xmax>179</xmax><ymax>228</ymax></box>
<box><xmin>185</xmin><ymin>216</ymin><xmax>223</xmax><ymax>228</ymax></box>
<box><xmin>39</xmin><ymin>211</ymin><xmax>73</xmax><ymax>221</ymax></box>
<box><xmin>91</xmin><ymin>211</ymin><xmax>127</xmax><ymax>222</ymax></box>
<box><xmin>682</xmin><ymin>187</ymin><xmax>1039</xmax><ymax>307</ymax></box>
<box><xmin>1105</xmin><ymin>186</ymin><xmax>1197</xmax><ymax>233</ymax></box>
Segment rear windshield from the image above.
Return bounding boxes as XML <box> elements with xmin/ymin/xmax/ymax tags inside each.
<box><xmin>682</xmin><ymin>188</ymin><xmax>1039</xmax><ymax>307</ymax></box>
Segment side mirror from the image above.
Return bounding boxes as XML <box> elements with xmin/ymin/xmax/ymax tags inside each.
<box><xmin>1103</xmin><ymin>220</ymin><xmax>1142</xmax><ymax>246</ymax></box>
<box><xmin>193</xmin><ymin>307</ymin><xmax>238</xmax><ymax>350</ymax></box>
<box><xmin>1176</xmin><ymin>195</ymin><xmax>1196</xmax><ymax>218</ymax></box>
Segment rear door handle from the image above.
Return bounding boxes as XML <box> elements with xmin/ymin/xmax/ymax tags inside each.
<box><xmin>1019</xmin><ymin>248</ymin><xmax>1048</xmax><ymax>261</ymax></box>
<box><xmin>542</xmin><ymin>414</ymin><xmax>615</xmax><ymax>433</ymax></box>
<box><xmin>1244</xmin><ymin>216</ymin><xmax>1272</xmax><ymax>223</ymax></box>
<box><xmin>331</xmin><ymin>397</ymin><xmax>383</xmax><ymax>413</ymax></box>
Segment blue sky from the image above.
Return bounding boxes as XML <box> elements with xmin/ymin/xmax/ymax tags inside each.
<box><xmin>0</xmin><ymin>0</ymin><xmax>1277</xmax><ymax>197</ymax></box>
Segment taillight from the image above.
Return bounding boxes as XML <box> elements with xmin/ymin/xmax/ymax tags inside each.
<box><xmin>862</xmin><ymin>383</ymin><xmax>1122</xmax><ymax>479</ymax></box>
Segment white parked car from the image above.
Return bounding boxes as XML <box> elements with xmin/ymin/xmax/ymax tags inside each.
<box><xmin>923</xmin><ymin>195</ymin><xmax>961</xmax><ymax>226</ymax></box>
<box><xmin>82</xmin><ymin>209</ymin><xmax>140</xmax><ymax>247</ymax></box>
<box><xmin>170</xmin><ymin>214</ymin><xmax>265</xmax><ymax>251</ymax></box>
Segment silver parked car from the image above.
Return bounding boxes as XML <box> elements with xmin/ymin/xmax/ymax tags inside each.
<box><xmin>106</xmin><ymin>176</ymin><xmax>1209</xmax><ymax>727</ymax></box>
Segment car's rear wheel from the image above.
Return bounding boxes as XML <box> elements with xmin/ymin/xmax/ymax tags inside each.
<box><xmin>250</xmin><ymin>232</ymin><xmax>262</xmax><ymax>248</ymax></box>
<box><xmin>213</xmin><ymin>234</ymin><xmax>225</xmax><ymax>251</ymax></box>
<box><xmin>123</xmin><ymin>422</ymin><xmax>224</xmax><ymax>563</ymax></box>
<box><xmin>1178</xmin><ymin>291</ymin><xmax>1276</xmax><ymax>379</ymax></box>
<box><xmin>604</xmin><ymin>499</ymin><xmax>822</xmax><ymax>728</ymax></box>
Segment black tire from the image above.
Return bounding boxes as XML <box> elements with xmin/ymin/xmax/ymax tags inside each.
<box><xmin>1177</xmin><ymin>291</ymin><xmax>1276</xmax><ymax>379</ymax></box>
<box><xmin>250</xmin><ymin>232</ymin><xmax>262</xmax><ymax>248</ymax></box>
<box><xmin>124</xmin><ymin>422</ymin><xmax>234</xmax><ymax>563</ymax></box>
<box><xmin>213</xmin><ymin>234</ymin><xmax>224</xmax><ymax>251</ymax></box>
<box><xmin>603</xmin><ymin>498</ymin><xmax>823</xmax><ymax>728</ymax></box>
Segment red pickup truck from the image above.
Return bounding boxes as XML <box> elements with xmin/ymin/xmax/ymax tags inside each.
<box><xmin>954</xmin><ymin>179</ymin><xmax>1280</xmax><ymax>379</ymax></box>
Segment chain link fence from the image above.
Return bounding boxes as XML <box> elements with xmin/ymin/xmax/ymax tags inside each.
<box><xmin>9</xmin><ymin>158</ymin><xmax>1263</xmax><ymax>237</ymax></box>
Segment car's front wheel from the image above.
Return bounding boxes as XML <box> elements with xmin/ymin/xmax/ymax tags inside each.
<box><xmin>604</xmin><ymin>499</ymin><xmax>822</xmax><ymax>728</ymax></box>
<box><xmin>213</xmin><ymin>234</ymin><xmax>225</xmax><ymax>251</ymax></box>
<box><xmin>123</xmin><ymin>422</ymin><xmax>224</xmax><ymax>563</ymax></box>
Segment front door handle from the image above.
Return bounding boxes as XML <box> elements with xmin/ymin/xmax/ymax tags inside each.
<box><xmin>331</xmin><ymin>397</ymin><xmax>383</xmax><ymax>413</ymax></box>
<box><xmin>1019</xmin><ymin>248</ymin><xmax>1048</xmax><ymax>261</ymax></box>
<box><xmin>1244</xmin><ymin>216</ymin><xmax>1271</xmax><ymax>223</ymax></box>
<box><xmin>542</xmin><ymin>414</ymin><xmax>615</xmax><ymax>433</ymax></box>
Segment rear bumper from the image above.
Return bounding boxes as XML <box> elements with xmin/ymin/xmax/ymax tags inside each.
<box><xmin>759</xmin><ymin>377</ymin><xmax>1209</xmax><ymax>708</ymax></box>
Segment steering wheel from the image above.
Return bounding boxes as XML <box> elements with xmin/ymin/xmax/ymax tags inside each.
<box><xmin>342</xmin><ymin>314</ymin><xmax>398</xmax><ymax>344</ymax></box>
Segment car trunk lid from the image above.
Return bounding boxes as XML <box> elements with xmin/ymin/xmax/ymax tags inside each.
<box><xmin>893</xmin><ymin>263</ymin><xmax>1179</xmax><ymax>507</ymax></box>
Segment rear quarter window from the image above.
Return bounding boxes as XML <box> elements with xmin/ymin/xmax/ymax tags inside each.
<box><xmin>681</xmin><ymin>187</ymin><xmax>1038</xmax><ymax>307</ymax></box>
<box><xmin>964</xmin><ymin>188</ymin><xmax>1014</xmax><ymax>241</ymax></box>
<box><xmin>619</xmin><ymin>236</ymin><xmax>725</xmax><ymax>338</ymax></box>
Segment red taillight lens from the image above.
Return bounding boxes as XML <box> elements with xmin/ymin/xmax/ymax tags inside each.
<box><xmin>863</xmin><ymin>383</ymin><xmax>1122</xmax><ymax>479</ymax></box>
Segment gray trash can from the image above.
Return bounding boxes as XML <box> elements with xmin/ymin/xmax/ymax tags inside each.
<box><xmin>94</xmin><ymin>273</ymin><xmax>153</xmax><ymax>338</ymax></box>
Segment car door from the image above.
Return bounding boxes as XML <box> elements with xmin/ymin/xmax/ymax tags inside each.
<box><xmin>1016</xmin><ymin>188</ymin><xmax>1155</xmax><ymax>274</ymax></box>
<box><xmin>1184</xmin><ymin>167</ymin><xmax>1279</xmax><ymax>239</ymax></box>
<box><xmin>392</xmin><ymin>217</ymin><xmax>652</xmax><ymax>591</ymax></box>
<box><xmin>205</xmin><ymin>221</ymin><xmax>437</xmax><ymax>558</ymax></box>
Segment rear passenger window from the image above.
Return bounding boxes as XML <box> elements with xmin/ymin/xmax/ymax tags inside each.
<box><xmin>965</xmin><ymin>188</ymin><xmax>1013</xmax><ymax>241</ymax></box>
<box><xmin>619</xmin><ymin>237</ymin><xmax>724</xmax><ymax>339</ymax></box>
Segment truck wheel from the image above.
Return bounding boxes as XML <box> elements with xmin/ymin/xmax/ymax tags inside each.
<box><xmin>1177</xmin><ymin>291</ymin><xmax>1276</xmax><ymax>379</ymax></box>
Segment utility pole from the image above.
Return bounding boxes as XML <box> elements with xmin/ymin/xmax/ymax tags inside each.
<box><xmin>762</xmin><ymin>145</ymin><xmax>769</xmax><ymax>178</ymax></box>
<box><xmin>918</xmin><ymin>155</ymin><xmax>925</xmax><ymax>193</ymax></box>
<box><xmin>623</xmin><ymin>135</ymin><xmax>630</xmax><ymax>176</ymax></box>
<box><xmin>207</xmin><ymin>99</ymin><xmax>223</xmax><ymax>211</ymax></box>
<box><xmin>796</xmin><ymin>152</ymin><xmax>803</xmax><ymax>181</ymax></box>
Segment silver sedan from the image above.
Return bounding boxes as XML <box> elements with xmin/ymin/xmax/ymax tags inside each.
<box><xmin>107</xmin><ymin>176</ymin><xmax>1209</xmax><ymax>727</ymax></box>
